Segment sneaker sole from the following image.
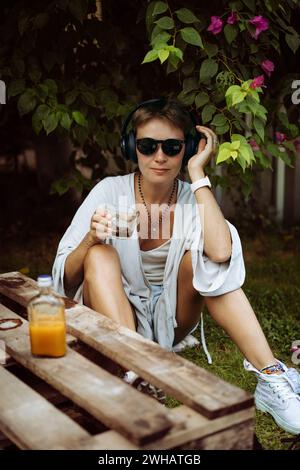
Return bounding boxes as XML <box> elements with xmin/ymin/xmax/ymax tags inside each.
<box><xmin>255</xmin><ymin>397</ymin><xmax>300</xmax><ymax>435</ymax></box>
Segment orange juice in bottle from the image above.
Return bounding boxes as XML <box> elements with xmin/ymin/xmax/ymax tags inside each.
<box><xmin>28</xmin><ymin>275</ymin><xmax>66</xmax><ymax>357</ymax></box>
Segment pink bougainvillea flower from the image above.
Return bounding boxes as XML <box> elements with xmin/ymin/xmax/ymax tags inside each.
<box><xmin>249</xmin><ymin>16</ymin><xmax>269</xmax><ymax>39</ymax></box>
<box><xmin>207</xmin><ymin>16</ymin><xmax>223</xmax><ymax>35</ymax></box>
<box><xmin>275</xmin><ymin>132</ymin><xmax>287</xmax><ymax>144</ymax></box>
<box><xmin>227</xmin><ymin>11</ymin><xmax>238</xmax><ymax>25</ymax></box>
<box><xmin>261</xmin><ymin>59</ymin><xmax>275</xmax><ymax>77</ymax></box>
<box><xmin>249</xmin><ymin>139</ymin><xmax>260</xmax><ymax>151</ymax></box>
<box><xmin>250</xmin><ymin>75</ymin><xmax>265</xmax><ymax>89</ymax></box>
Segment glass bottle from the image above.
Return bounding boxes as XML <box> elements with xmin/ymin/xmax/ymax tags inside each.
<box><xmin>28</xmin><ymin>275</ymin><xmax>66</xmax><ymax>357</ymax></box>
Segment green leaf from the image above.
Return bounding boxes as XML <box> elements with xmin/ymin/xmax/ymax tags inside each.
<box><xmin>231</xmin><ymin>91</ymin><xmax>247</xmax><ymax>106</ymax></box>
<box><xmin>158</xmin><ymin>49</ymin><xmax>169</xmax><ymax>63</ymax></box>
<box><xmin>81</xmin><ymin>91</ymin><xmax>95</xmax><ymax>106</ymax></box>
<box><xmin>201</xmin><ymin>104</ymin><xmax>216</xmax><ymax>124</ymax></box>
<box><xmin>180</xmin><ymin>27</ymin><xmax>203</xmax><ymax>47</ymax></box>
<box><xmin>73</xmin><ymin>126</ymin><xmax>88</xmax><ymax>146</ymax></box>
<box><xmin>177</xmin><ymin>90</ymin><xmax>197</xmax><ymax>106</ymax></box>
<box><xmin>285</xmin><ymin>33</ymin><xmax>300</xmax><ymax>54</ymax></box>
<box><xmin>205</xmin><ymin>42</ymin><xmax>218</xmax><ymax>58</ymax></box>
<box><xmin>155</xmin><ymin>16</ymin><xmax>174</xmax><ymax>30</ymax></box>
<box><xmin>267</xmin><ymin>144</ymin><xmax>292</xmax><ymax>166</ymax></box>
<box><xmin>8</xmin><ymin>79</ymin><xmax>25</xmax><ymax>97</ymax></box>
<box><xmin>175</xmin><ymin>8</ymin><xmax>199</xmax><ymax>24</ymax></box>
<box><xmin>232</xmin><ymin>134</ymin><xmax>247</xmax><ymax>145</ymax></box>
<box><xmin>65</xmin><ymin>89</ymin><xmax>78</xmax><ymax>106</ymax></box>
<box><xmin>216</xmin><ymin>123</ymin><xmax>230</xmax><ymax>135</ymax></box>
<box><xmin>142</xmin><ymin>49</ymin><xmax>159</xmax><ymax>64</ymax></box>
<box><xmin>195</xmin><ymin>92</ymin><xmax>209</xmax><ymax>108</ymax></box>
<box><xmin>254</xmin><ymin>150</ymin><xmax>272</xmax><ymax>168</ymax></box>
<box><xmin>231</xmin><ymin>140</ymin><xmax>241</xmax><ymax>150</ymax></box>
<box><xmin>17</xmin><ymin>90</ymin><xmax>37</xmax><ymax>115</ymax></box>
<box><xmin>253</xmin><ymin>117</ymin><xmax>265</xmax><ymax>142</ymax></box>
<box><xmin>226</xmin><ymin>85</ymin><xmax>241</xmax><ymax>96</ymax></box>
<box><xmin>60</xmin><ymin>112</ymin><xmax>72</xmax><ymax>131</ymax></box>
<box><xmin>237</xmin><ymin>155</ymin><xmax>247</xmax><ymax>172</ymax></box>
<box><xmin>44</xmin><ymin>79</ymin><xmax>58</xmax><ymax>95</ymax></box>
<box><xmin>43</xmin><ymin>112</ymin><xmax>59</xmax><ymax>135</ymax></box>
<box><xmin>239</xmin><ymin>145</ymin><xmax>252</xmax><ymax>164</ymax></box>
<box><xmin>224</xmin><ymin>24</ymin><xmax>239</xmax><ymax>45</ymax></box>
<box><xmin>170</xmin><ymin>47</ymin><xmax>183</xmax><ymax>61</ymax></box>
<box><xmin>72</xmin><ymin>110</ymin><xmax>87</xmax><ymax>127</ymax></box>
<box><xmin>151</xmin><ymin>31</ymin><xmax>171</xmax><ymax>47</ymax></box>
<box><xmin>216</xmin><ymin>147</ymin><xmax>231</xmax><ymax>164</ymax></box>
<box><xmin>35</xmin><ymin>104</ymin><xmax>50</xmax><ymax>120</ymax></box>
<box><xmin>199</xmin><ymin>59</ymin><xmax>218</xmax><ymax>81</ymax></box>
<box><xmin>211</xmin><ymin>114</ymin><xmax>227</xmax><ymax>127</ymax></box>
<box><xmin>183</xmin><ymin>77</ymin><xmax>198</xmax><ymax>93</ymax></box>
<box><xmin>152</xmin><ymin>1</ymin><xmax>168</xmax><ymax>16</ymax></box>
<box><xmin>32</xmin><ymin>112</ymin><xmax>43</xmax><ymax>135</ymax></box>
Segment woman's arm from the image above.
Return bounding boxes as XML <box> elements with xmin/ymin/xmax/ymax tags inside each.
<box><xmin>64</xmin><ymin>207</ymin><xmax>113</xmax><ymax>291</ymax></box>
<box><xmin>188</xmin><ymin>126</ymin><xmax>232</xmax><ymax>263</ymax></box>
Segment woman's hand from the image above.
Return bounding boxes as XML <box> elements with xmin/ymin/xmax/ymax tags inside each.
<box><xmin>87</xmin><ymin>207</ymin><xmax>113</xmax><ymax>245</ymax></box>
<box><xmin>187</xmin><ymin>126</ymin><xmax>219</xmax><ymax>182</ymax></box>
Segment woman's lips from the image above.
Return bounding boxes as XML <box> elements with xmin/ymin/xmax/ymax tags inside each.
<box><xmin>151</xmin><ymin>168</ymin><xmax>170</xmax><ymax>173</ymax></box>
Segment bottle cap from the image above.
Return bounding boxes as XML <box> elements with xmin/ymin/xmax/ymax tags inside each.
<box><xmin>37</xmin><ymin>275</ymin><xmax>52</xmax><ymax>287</ymax></box>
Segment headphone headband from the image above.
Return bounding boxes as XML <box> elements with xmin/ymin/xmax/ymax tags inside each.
<box><xmin>121</xmin><ymin>98</ymin><xmax>166</xmax><ymax>138</ymax></box>
<box><xmin>120</xmin><ymin>97</ymin><xmax>199</xmax><ymax>164</ymax></box>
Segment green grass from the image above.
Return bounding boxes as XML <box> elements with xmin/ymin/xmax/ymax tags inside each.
<box><xmin>1</xmin><ymin>230</ymin><xmax>300</xmax><ymax>449</ymax></box>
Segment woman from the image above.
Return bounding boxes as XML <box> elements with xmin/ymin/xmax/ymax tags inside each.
<box><xmin>53</xmin><ymin>98</ymin><xmax>300</xmax><ymax>434</ymax></box>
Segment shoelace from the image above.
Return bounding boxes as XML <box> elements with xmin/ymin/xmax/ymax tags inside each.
<box><xmin>267</xmin><ymin>378</ymin><xmax>299</xmax><ymax>402</ymax></box>
<box><xmin>285</xmin><ymin>368</ymin><xmax>300</xmax><ymax>393</ymax></box>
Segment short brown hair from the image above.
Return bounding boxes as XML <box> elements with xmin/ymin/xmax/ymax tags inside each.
<box><xmin>131</xmin><ymin>98</ymin><xmax>193</xmax><ymax>136</ymax></box>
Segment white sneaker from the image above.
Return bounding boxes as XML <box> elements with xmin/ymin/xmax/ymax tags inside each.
<box><xmin>244</xmin><ymin>359</ymin><xmax>300</xmax><ymax>435</ymax></box>
<box><xmin>172</xmin><ymin>334</ymin><xmax>200</xmax><ymax>353</ymax></box>
<box><xmin>276</xmin><ymin>361</ymin><xmax>300</xmax><ymax>394</ymax></box>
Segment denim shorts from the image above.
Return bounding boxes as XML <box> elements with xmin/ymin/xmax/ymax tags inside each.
<box><xmin>149</xmin><ymin>284</ymin><xmax>163</xmax><ymax>316</ymax></box>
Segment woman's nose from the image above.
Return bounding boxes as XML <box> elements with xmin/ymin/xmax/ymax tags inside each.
<box><xmin>153</xmin><ymin>144</ymin><xmax>168</xmax><ymax>162</ymax></box>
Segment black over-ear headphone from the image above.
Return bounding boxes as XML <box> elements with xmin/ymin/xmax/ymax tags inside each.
<box><xmin>120</xmin><ymin>98</ymin><xmax>200</xmax><ymax>165</ymax></box>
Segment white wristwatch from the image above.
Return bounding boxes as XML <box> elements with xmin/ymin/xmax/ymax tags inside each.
<box><xmin>190</xmin><ymin>176</ymin><xmax>212</xmax><ymax>193</ymax></box>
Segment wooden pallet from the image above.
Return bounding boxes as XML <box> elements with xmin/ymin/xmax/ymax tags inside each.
<box><xmin>0</xmin><ymin>272</ymin><xmax>254</xmax><ymax>450</ymax></box>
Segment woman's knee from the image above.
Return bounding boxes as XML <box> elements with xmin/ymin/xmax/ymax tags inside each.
<box><xmin>84</xmin><ymin>244</ymin><xmax>121</xmax><ymax>277</ymax></box>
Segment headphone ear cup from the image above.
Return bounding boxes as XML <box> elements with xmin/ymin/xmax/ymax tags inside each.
<box><xmin>120</xmin><ymin>135</ymin><xmax>128</xmax><ymax>160</ymax></box>
<box><xmin>183</xmin><ymin>134</ymin><xmax>199</xmax><ymax>165</ymax></box>
<box><xmin>127</xmin><ymin>130</ymin><xmax>137</xmax><ymax>163</ymax></box>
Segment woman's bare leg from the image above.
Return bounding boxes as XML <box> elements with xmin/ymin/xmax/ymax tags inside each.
<box><xmin>204</xmin><ymin>289</ymin><xmax>276</xmax><ymax>370</ymax></box>
<box><xmin>176</xmin><ymin>251</ymin><xmax>276</xmax><ymax>370</ymax></box>
<box><xmin>83</xmin><ymin>244</ymin><xmax>137</xmax><ymax>331</ymax></box>
<box><xmin>174</xmin><ymin>250</ymin><xmax>204</xmax><ymax>344</ymax></box>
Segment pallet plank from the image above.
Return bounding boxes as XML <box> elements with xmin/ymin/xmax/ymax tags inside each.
<box><xmin>78</xmin><ymin>405</ymin><xmax>254</xmax><ymax>450</ymax></box>
<box><xmin>0</xmin><ymin>305</ymin><xmax>173</xmax><ymax>446</ymax></box>
<box><xmin>0</xmin><ymin>272</ymin><xmax>253</xmax><ymax>419</ymax></box>
<box><xmin>0</xmin><ymin>366</ymin><xmax>90</xmax><ymax>449</ymax></box>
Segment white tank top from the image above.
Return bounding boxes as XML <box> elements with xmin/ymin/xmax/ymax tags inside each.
<box><xmin>140</xmin><ymin>239</ymin><xmax>171</xmax><ymax>285</ymax></box>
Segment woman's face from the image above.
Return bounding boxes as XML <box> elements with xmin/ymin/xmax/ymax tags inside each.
<box><xmin>135</xmin><ymin>117</ymin><xmax>185</xmax><ymax>184</ymax></box>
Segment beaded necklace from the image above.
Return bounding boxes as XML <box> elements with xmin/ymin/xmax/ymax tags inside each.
<box><xmin>137</xmin><ymin>172</ymin><xmax>177</xmax><ymax>234</ymax></box>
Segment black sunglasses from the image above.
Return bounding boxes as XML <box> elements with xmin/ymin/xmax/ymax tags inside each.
<box><xmin>136</xmin><ymin>138</ymin><xmax>185</xmax><ymax>157</ymax></box>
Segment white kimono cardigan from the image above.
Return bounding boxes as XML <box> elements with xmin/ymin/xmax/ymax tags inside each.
<box><xmin>52</xmin><ymin>172</ymin><xmax>245</xmax><ymax>351</ymax></box>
